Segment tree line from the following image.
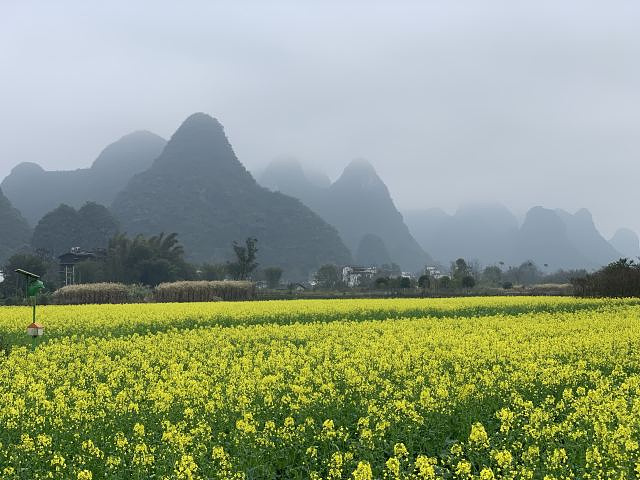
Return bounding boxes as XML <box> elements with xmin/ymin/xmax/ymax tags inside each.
<box><xmin>312</xmin><ymin>257</ymin><xmax>588</xmax><ymax>292</ymax></box>
<box><xmin>3</xmin><ymin>229</ymin><xmax>637</xmax><ymax>301</ymax></box>
<box><xmin>0</xmin><ymin>233</ymin><xmax>281</xmax><ymax>301</ymax></box>
<box><xmin>571</xmin><ymin>258</ymin><xmax>640</xmax><ymax>297</ymax></box>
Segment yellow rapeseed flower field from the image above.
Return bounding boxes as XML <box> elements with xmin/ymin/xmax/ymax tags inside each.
<box><xmin>0</xmin><ymin>297</ymin><xmax>639</xmax><ymax>479</ymax></box>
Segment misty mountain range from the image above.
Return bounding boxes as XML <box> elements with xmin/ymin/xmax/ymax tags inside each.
<box><xmin>111</xmin><ymin>113</ymin><xmax>351</xmax><ymax>279</ymax></box>
<box><xmin>260</xmin><ymin>157</ymin><xmax>432</xmax><ymax>271</ymax></box>
<box><xmin>1</xmin><ymin>112</ymin><xmax>638</xmax><ymax>278</ymax></box>
<box><xmin>261</xmin><ymin>159</ymin><xmax>638</xmax><ymax>272</ymax></box>
<box><xmin>405</xmin><ymin>205</ymin><xmax>636</xmax><ymax>270</ymax></box>
<box><xmin>1</xmin><ymin>131</ymin><xmax>166</xmax><ymax>225</ymax></box>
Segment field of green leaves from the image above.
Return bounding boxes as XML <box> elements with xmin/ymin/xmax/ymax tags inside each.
<box><xmin>1</xmin><ymin>297</ymin><xmax>639</xmax><ymax>479</ymax></box>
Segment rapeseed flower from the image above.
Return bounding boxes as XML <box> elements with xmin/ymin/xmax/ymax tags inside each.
<box><xmin>0</xmin><ymin>297</ymin><xmax>638</xmax><ymax>478</ymax></box>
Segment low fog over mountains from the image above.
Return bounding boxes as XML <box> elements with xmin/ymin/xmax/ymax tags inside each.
<box><xmin>1</xmin><ymin>112</ymin><xmax>637</xmax><ymax>278</ymax></box>
<box><xmin>1</xmin><ymin>131</ymin><xmax>166</xmax><ymax>225</ymax></box>
<box><xmin>261</xmin><ymin>158</ymin><xmax>636</xmax><ymax>272</ymax></box>
<box><xmin>260</xmin><ymin>157</ymin><xmax>431</xmax><ymax>271</ymax></box>
<box><xmin>610</xmin><ymin>229</ymin><xmax>640</xmax><ymax>259</ymax></box>
<box><xmin>405</xmin><ymin>205</ymin><xmax>630</xmax><ymax>270</ymax></box>
<box><xmin>404</xmin><ymin>205</ymin><xmax>519</xmax><ymax>268</ymax></box>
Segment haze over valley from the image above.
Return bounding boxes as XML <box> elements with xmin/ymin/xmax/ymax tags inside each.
<box><xmin>1</xmin><ymin>112</ymin><xmax>636</xmax><ymax>280</ymax></box>
<box><xmin>1</xmin><ymin>0</ymin><xmax>639</xmax><ymax>281</ymax></box>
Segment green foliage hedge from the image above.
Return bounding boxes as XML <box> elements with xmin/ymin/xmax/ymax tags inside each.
<box><xmin>572</xmin><ymin>258</ymin><xmax>640</xmax><ymax>297</ymax></box>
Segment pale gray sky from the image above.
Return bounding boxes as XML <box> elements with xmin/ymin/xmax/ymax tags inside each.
<box><xmin>1</xmin><ymin>0</ymin><xmax>638</xmax><ymax>237</ymax></box>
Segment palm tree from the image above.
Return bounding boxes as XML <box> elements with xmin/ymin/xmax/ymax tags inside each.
<box><xmin>149</xmin><ymin>232</ymin><xmax>184</xmax><ymax>261</ymax></box>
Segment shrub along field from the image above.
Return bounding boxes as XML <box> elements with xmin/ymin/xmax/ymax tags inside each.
<box><xmin>49</xmin><ymin>280</ymin><xmax>256</xmax><ymax>305</ymax></box>
<box><xmin>1</xmin><ymin>297</ymin><xmax>639</xmax><ymax>479</ymax></box>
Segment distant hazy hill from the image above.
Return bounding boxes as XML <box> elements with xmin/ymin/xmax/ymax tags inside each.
<box><xmin>32</xmin><ymin>202</ymin><xmax>119</xmax><ymax>257</ymax></box>
<box><xmin>260</xmin><ymin>158</ymin><xmax>431</xmax><ymax>271</ymax></box>
<box><xmin>324</xmin><ymin>160</ymin><xmax>431</xmax><ymax>271</ymax></box>
<box><xmin>356</xmin><ymin>233</ymin><xmax>392</xmax><ymax>266</ymax></box>
<box><xmin>0</xmin><ymin>187</ymin><xmax>31</xmax><ymax>263</ymax></box>
<box><xmin>406</xmin><ymin>204</ymin><xmax>622</xmax><ymax>270</ymax></box>
<box><xmin>403</xmin><ymin>208</ymin><xmax>450</xmax><ymax>253</ymax></box>
<box><xmin>304</xmin><ymin>166</ymin><xmax>332</xmax><ymax>189</ymax></box>
<box><xmin>112</xmin><ymin>113</ymin><xmax>351</xmax><ymax>279</ymax></box>
<box><xmin>405</xmin><ymin>204</ymin><xmax>519</xmax><ymax>266</ymax></box>
<box><xmin>555</xmin><ymin>208</ymin><xmax>622</xmax><ymax>267</ymax></box>
<box><xmin>1</xmin><ymin>131</ymin><xmax>166</xmax><ymax>225</ymax></box>
<box><xmin>610</xmin><ymin>228</ymin><xmax>640</xmax><ymax>259</ymax></box>
<box><xmin>259</xmin><ymin>157</ymin><xmax>326</xmax><ymax>207</ymax></box>
<box><xmin>516</xmin><ymin>207</ymin><xmax>593</xmax><ymax>270</ymax></box>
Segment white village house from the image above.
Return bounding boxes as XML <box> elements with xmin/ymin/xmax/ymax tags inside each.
<box><xmin>342</xmin><ymin>266</ymin><xmax>378</xmax><ymax>287</ymax></box>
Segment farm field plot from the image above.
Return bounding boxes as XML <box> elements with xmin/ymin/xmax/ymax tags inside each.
<box><xmin>1</xmin><ymin>297</ymin><xmax>640</xmax><ymax>479</ymax></box>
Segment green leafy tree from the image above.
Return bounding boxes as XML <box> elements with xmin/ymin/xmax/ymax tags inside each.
<box><xmin>504</xmin><ymin>261</ymin><xmax>541</xmax><ymax>286</ymax></box>
<box><xmin>451</xmin><ymin>258</ymin><xmax>470</xmax><ymax>285</ymax></box>
<box><xmin>227</xmin><ymin>237</ymin><xmax>259</xmax><ymax>281</ymax></box>
<box><xmin>572</xmin><ymin>258</ymin><xmax>640</xmax><ymax>297</ymax></box>
<box><xmin>418</xmin><ymin>274</ymin><xmax>431</xmax><ymax>289</ymax></box>
<box><xmin>74</xmin><ymin>260</ymin><xmax>104</xmax><ymax>284</ymax></box>
<box><xmin>461</xmin><ymin>275</ymin><xmax>476</xmax><ymax>289</ymax></box>
<box><xmin>518</xmin><ymin>261</ymin><xmax>541</xmax><ymax>286</ymax></box>
<box><xmin>103</xmin><ymin>233</ymin><xmax>133</xmax><ymax>283</ymax></box>
<box><xmin>201</xmin><ymin>263</ymin><xmax>227</xmax><ymax>281</ymax></box>
<box><xmin>102</xmin><ymin>232</ymin><xmax>193</xmax><ymax>286</ymax></box>
<box><xmin>374</xmin><ymin>277</ymin><xmax>390</xmax><ymax>289</ymax></box>
<box><xmin>139</xmin><ymin>258</ymin><xmax>178</xmax><ymax>286</ymax></box>
<box><xmin>482</xmin><ymin>266</ymin><xmax>503</xmax><ymax>286</ymax></box>
<box><xmin>148</xmin><ymin>232</ymin><xmax>194</xmax><ymax>280</ymax></box>
<box><xmin>148</xmin><ymin>232</ymin><xmax>184</xmax><ymax>264</ymax></box>
<box><xmin>264</xmin><ymin>267</ymin><xmax>283</xmax><ymax>289</ymax></box>
<box><xmin>314</xmin><ymin>264</ymin><xmax>342</xmax><ymax>290</ymax></box>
